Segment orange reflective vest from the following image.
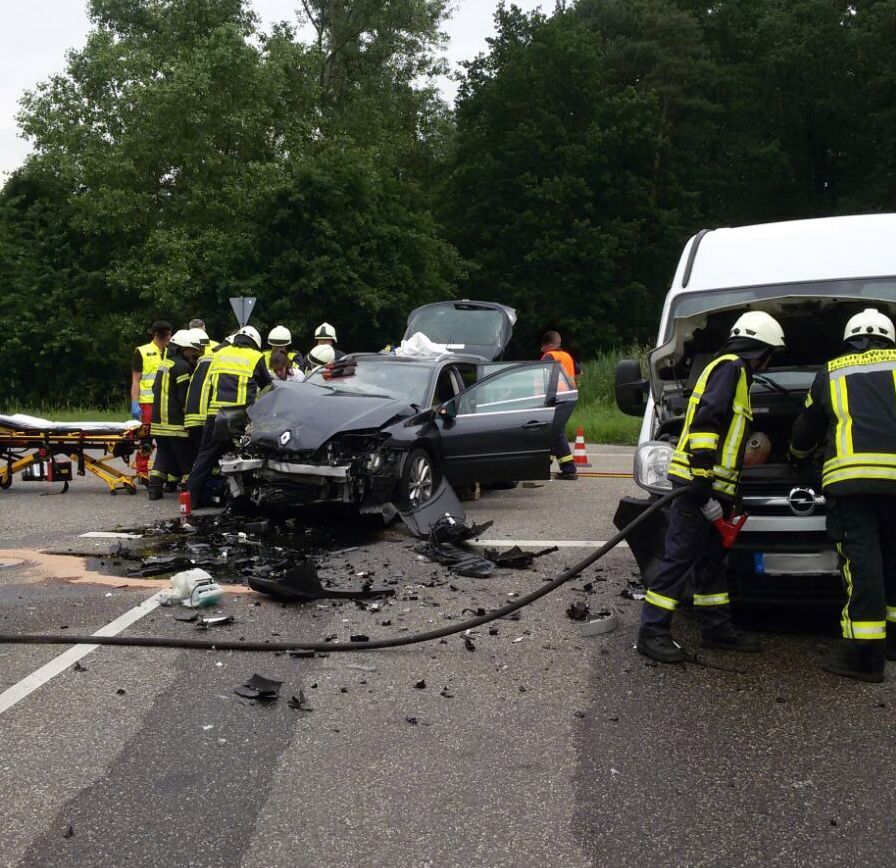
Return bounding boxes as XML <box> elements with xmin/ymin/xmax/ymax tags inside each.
<box><xmin>542</xmin><ymin>350</ymin><xmax>577</xmax><ymax>385</ymax></box>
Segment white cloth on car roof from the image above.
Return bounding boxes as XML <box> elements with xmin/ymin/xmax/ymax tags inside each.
<box><xmin>394</xmin><ymin>332</ymin><xmax>451</xmax><ymax>358</ymax></box>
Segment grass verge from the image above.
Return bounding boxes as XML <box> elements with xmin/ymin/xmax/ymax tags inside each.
<box><xmin>568</xmin><ymin>402</ymin><xmax>640</xmax><ymax>446</ymax></box>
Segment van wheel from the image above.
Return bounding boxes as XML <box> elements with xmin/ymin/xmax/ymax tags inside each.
<box><xmin>399</xmin><ymin>449</ymin><xmax>439</xmax><ymax>510</ymax></box>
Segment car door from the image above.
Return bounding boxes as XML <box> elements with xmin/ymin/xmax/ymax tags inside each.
<box><xmin>438</xmin><ymin>361</ymin><xmax>559</xmax><ymax>485</ymax></box>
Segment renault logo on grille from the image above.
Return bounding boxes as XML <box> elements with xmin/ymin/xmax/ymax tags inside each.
<box><xmin>789</xmin><ymin>487</ymin><xmax>817</xmax><ymax>516</ymax></box>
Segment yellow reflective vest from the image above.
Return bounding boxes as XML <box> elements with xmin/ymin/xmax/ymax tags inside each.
<box><xmin>136</xmin><ymin>342</ymin><xmax>166</xmax><ymax>404</ymax></box>
<box><xmin>668</xmin><ymin>354</ymin><xmax>752</xmax><ymax>499</ymax></box>
<box><xmin>184</xmin><ymin>355</ymin><xmax>213</xmax><ymax>428</ymax></box>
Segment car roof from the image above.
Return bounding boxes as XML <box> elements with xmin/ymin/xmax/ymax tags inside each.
<box><xmin>669</xmin><ymin>214</ymin><xmax>896</xmax><ymax>298</ymax></box>
<box><xmin>343</xmin><ymin>352</ymin><xmax>487</xmax><ymax>366</ymax></box>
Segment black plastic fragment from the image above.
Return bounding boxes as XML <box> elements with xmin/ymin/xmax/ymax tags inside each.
<box><xmin>235</xmin><ymin>673</ymin><xmax>282</xmax><ymax>701</ymax></box>
<box><xmin>566</xmin><ymin>600</ymin><xmax>590</xmax><ymax>621</ymax></box>
<box><xmin>248</xmin><ymin>561</ymin><xmax>395</xmax><ymax>603</ymax></box>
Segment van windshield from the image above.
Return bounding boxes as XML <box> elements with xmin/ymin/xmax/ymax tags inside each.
<box><xmin>670</xmin><ymin>278</ymin><xmax>896</xmax><ymax>322</ymax></box>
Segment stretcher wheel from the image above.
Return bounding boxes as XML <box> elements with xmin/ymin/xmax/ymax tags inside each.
<box><xmin>0</xmin><ymin>475</ymin><xmax>11</xmax><ymax>490</ymax></box>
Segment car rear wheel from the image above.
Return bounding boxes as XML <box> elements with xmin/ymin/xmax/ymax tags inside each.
<box><xmin>399</xmin><ymin>449</ymin><xmax>438</xmax><ymax>509</ymax></box>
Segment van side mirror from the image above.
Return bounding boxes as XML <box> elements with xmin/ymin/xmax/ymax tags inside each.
<box><xmin>615</xmin><ymin>359</ymin><xmax>648</xmax><ymax>417</ymax></box>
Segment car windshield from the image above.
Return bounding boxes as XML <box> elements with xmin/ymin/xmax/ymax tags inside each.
<box><xmin>305</xmin><ymin>359</ymin><xmax>431</xmax><ymax>404</ymax></box>
<box><xmin>669</xmin><ymin>277</ymin><xmax>896</xmax><ymax>323</ymax></box>
<box><xmin>407</xmin><ymin>305</ymin><xmax>506</xmax><ymax>346</ymax></box>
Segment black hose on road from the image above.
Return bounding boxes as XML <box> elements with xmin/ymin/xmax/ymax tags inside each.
<box><xmin>0</xmin><ymin>488</ymin><xmax>686</xmax><ymax>654</ymax></box>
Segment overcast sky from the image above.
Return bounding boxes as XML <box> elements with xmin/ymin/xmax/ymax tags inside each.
<box><xmin>0</xmin><ymin>0</ymin><xmax>545</xmax><ymax>178</ymax></box>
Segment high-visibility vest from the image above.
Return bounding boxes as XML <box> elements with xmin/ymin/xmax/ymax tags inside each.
<box><xmin>803</xmin><ymin>349</ymin><xmax>896</xmax><ymax>495</ymax></box>
<box><xmin>542</xmin><ymin>350</ymin><xmax>577</xmax><ymax>385</ymax></box>
<box><xmin>668</xmin><ymin>354</ymin><xmax>752</xmax><ymax>499</ymax></box>
<box><xmin>150</xmin><ymin>352</ymin><xmax>191</xmax><ymax>438</ymax></box>
<box><xmin>207</xmin><ymin>344</ymin><xmax>264</xmax><ymax>413</ymax></box>
<box><xmin>184</xmin><ymin>355</ymin><xmax>212</xmax><ymax>428</ymax></box>
<box><xmin>136</xmin><ymin>342</ymin><xmax>166</xmax><ymax>404</ymax></box>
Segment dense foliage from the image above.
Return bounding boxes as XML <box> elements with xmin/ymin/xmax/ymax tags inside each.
<box><xmin>2</xmin><ymin>0</ymin><xmax>894</xmax><ymax>406</ymax></box>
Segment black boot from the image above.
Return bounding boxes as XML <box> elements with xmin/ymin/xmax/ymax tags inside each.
<box><xmin>887</xmin><ymin>626</ymin><xmax>896</xmax><ymax>662</ymax></box>
<box><xmin>637</xmin><ymin>631</ymin><xmax>685</xmax><ymax>664</ymax></box>
<box><xmin>147</xmin><ymin>481</ymin><xmax>163</xmax><ymax>501</ymax></box>
<box><xmin>700</xmin><ymin>628</ymin><xmax>762</xmax><ymax>653</ymax></box>
<box><xmin>823</xmin><ymin>640</ymin><xmax>885</xmax><ymax>683</ymax></box>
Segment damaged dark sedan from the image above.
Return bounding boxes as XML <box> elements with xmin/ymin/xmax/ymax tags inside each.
<box><xmin>219</xmin><ymin>301</ymin><xmax>577</xmax><ymax>513</ymax></box>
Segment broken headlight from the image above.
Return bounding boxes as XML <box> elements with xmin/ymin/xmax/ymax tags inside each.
<box><xmin>635</xmin><ymin>441</ymin><xmax>673</xmax><ymax>493</ymax></box>
<box><xmin>363</xmin><ymin>452</ymin><xmax>384</xmax><ymax>473</ymax></box>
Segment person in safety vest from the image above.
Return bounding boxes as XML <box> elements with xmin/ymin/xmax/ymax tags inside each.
<box><xmin>265</xmin><ymin>326</ymin><xmax>305</xmax><ymax>371</ymax></box>
<box><xmin>540</xmin><ymin>331</ymin><xmax>581</xmax><ymax>480</ymax></box>
<box><xmin>131</xmin><ymin>321</ymin><xmax>172</xmax><ymax>481</ymax></box>
<box><xmin>148</xmin><ymin>330</ymin><xmax>203</xmax><ymax>501</ymax></box>
<box><xmin>186</xmin><ymin>325</ymin><xmax>271</xmax><ymax>506</ymax></box>
<box><xmin>790</xmin><ymin>308</ymin><xmax>896</xmax><ymax>682</ymax></box>
<box><xmin>637</xmin><ymin>311</ymin><xmax>786</xmax><ymax>664</ymax></box>
<box><xmin>313</xmin><ymin>322</ymin><xmax>346</xmax><ymax>360</ymax></box>
<box><xmin>182</xmin><ymin>328</ymin><xmax>217</xmax><ymax>454</ymax></box>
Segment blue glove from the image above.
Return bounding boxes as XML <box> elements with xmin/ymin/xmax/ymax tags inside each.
<box><xmin>130</xmin><ymin>400</ymin><xmax>142</xmax><ymax>420</ymax></box>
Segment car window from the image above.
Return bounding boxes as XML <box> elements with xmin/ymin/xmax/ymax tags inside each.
<box><xmin>408</xmin><ymin>306</ymin><xmax>506</xmax><ymax>345</ymax></box>
<box><xmin>306</xmin><ymin>359</ymin><xmax>431</xmax><ymax>404</ymax></box>
<box><xmin>457</xmin><ymin>366</ymin><xmax>551</xmax><ymax>415</ymax></box>
<box><xmin>455</xmin><ymin>364</ymin><xmax>479</xmax><ymax>389</ymax></box>
<box><xmin>432</xmin><ymin>367</ymin><xmax>458</xmax><ymax>407</ymax></box>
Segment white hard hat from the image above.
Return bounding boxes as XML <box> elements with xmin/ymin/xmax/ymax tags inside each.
<box><xmin>237</xmin><ymin>325</ymin><xmax>262</xmax><ymax>349</ymax></box>
<box><xmin>729</xmin><ymin>311</ymin><xmax>785</xmax><ymax>349</ymax></box>
<box><xmin>190</xmin><ymin>327</ymin><xmax>209</xmax><ymax>346</ymax></box>
<box><xmin>844</xmin><ymin>308</ymin><xmax>895</xmax><ymax>344</ymax></box>
<box><xmin>314</xmin><ymin>322</ymin><xmax>337</xmax><ymax>342</ymax></box>
<box><xmin>268</xmin><ymin>325</ymin><xmax>291</xmax><ymax>346</ymax></box>
<box><xmin>307</xmin><ymin>344</ymin><xmax>336</xmax><ymax>368</ymax></box>
<box><xmin>170</xmin><ymin>329</ymin><xmax>201</xmax><ymax>350</ymax></box>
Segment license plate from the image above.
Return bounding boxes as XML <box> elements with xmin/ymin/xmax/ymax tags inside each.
<box><xmin>753</xmin><ymin>551</ymin><xmax>839</xmax><ymax>576</ymax></box>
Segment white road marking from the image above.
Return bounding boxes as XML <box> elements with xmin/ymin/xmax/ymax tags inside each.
<box><xmin>79</xmin><ymin>531</ymin><xmax>142</xmax><ymax>539</ymax></box>
<box><xmin>0</xmin><ymin>590</ymin><xmax>166</xmax><ymax>716</ymax></box>
<box><xmin>469</xmin><ymin>539</ymin><xmax>629</xmax><ymax>549</ymax></box>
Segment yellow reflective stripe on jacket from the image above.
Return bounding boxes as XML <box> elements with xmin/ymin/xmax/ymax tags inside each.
<box><xmin>829</xmin><ymin>376</ymin><xmax>853</xmax><ymax>457</ymax></box>
<box><xmin>151</xmin><ymin>424</ymin><xmax>189</xmax><ymax>438</ymax></box>
<box><xmin>887</xmin><ymin>607</ymin><xmax>896</xmax><ymax>623</ymax></box>
<box><xmin>687</xmin><ymin>433</ymin><xmax>719</xmax><ymax>451</ymax></box>
<box><xmin>137</xmin><ymin>342</ymin><xmax>165</xmax><ymax>403</ymax></box>
<box><xmin>669</xmin><ymin>355</ymin><xmax>750</xmax><ymax>496</ymax></box>
<box><xmin>693</xmin><ymin>592</ymin><xmax>730</xmax><ymax>607</ymax></box>
<box><xmin>645</xmin><ymin>590</ymin><xmax>678</xmax><ymax>611</ymax></box>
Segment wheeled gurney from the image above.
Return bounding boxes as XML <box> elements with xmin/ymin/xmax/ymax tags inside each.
<box><xmin>0</xmin><ymin>414</ymin><xmax>145</xmax><ymax>495</ymax></box>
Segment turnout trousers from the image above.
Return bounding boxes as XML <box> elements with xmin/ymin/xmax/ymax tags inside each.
<box><xmin>641</xmin><ymin>489</ymin><xmax>734</xmax><ymax>637</ymax></box>
<box><xmin>149</xmin><ymin>437</ymin><xmax>194</xmax><ymax>494</ymax></box>
<box><xmin>551</xmin><ymin>400</ymin><xmax>576</xmax><ymax>475</ymax></box>
<box><xmin>187</xmin><ymin>418</ymin><xmax>227</xmax><ymax>506</ymax></box>
<box><xmin>826</xmin><ymin>494</ymin><xmax>896</xmax><ymax>642</ymax></box>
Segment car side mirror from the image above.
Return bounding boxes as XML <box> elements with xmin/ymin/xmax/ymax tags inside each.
<box><xmin>439</xmin><ymin>399</ymin><xmax>458</xmax><ymax>421</ymax></box>
<box><xmin>615</xmin><ymin>359</ymin><xmax>648</xmax><ymax>417</ymax></box>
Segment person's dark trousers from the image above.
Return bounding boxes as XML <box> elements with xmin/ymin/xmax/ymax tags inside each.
<box><xmin>187</xmin><ymin>419</ymin><xmax>226</xmax><ymax>505</ymax></box>
<box><xmin>148</xmin><ymin>437</ymin><xmax>174</xmax><ymax>498</ymax></box>
<box><xmin>827</xmin><ymin>494</ymin><xmax>896</xmax><ymax>643</ymax></box>
<box><xmin>551</xmin><ymin>400</ymin><xmax>577</xmax><ymax>475</ymax></box>
<box><xmin>641</xmin><ymin>488</ymin><xmax>733</xmax><ymax>637</ymax></box>
<box><xmin>168</xmin><ymin>437</ymin><xmax>196</xmax><ymax>484</ymax></box>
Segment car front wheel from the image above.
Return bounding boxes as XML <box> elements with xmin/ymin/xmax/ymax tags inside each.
<box><xmin>399</xmin><ymin>449</ymin><xmax>439</xmax><ymax>509</ymax></box>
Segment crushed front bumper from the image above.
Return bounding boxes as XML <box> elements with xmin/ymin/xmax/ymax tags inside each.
<box><xmin>219</xmin><ymin>456</ymin><xmax>357</xmax><ymax>506</ymax></box>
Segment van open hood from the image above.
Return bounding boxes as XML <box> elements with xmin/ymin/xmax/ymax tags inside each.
<box><xmin>403</xmin><ymin>300</ymin><xmax>516</xmax><ymax>361</ymax></box>
<box><xmin>649</xmin><ymin>291</ymin><xmax>896</xmax><ymax>402</ymax></box>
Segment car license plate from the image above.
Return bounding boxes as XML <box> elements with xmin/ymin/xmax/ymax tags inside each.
<box><xmin>753</xmin><ymin>551</ymin><xmax>839</xmax><ymax>576</ymax></box>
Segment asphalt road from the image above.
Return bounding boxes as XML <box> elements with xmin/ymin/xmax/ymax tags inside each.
<box><xmin>0</xmin><ymin>448</ymin><xmax>894</xmax><ymax>868</ymax></box>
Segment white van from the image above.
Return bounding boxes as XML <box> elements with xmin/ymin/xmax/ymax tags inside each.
<box><xmin>615</xmin><ymin>214</ymin><xmax>896</xmax><ymax>603</ymax></box>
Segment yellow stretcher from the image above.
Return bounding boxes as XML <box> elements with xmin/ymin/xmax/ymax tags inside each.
<box><xmin>0</xmin><ymin>414</ymin><xmax>145</xmax><ymax>495</ymax></box>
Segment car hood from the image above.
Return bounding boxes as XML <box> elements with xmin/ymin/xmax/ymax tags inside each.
<box><xmin>403</xmin><ymin>300</ymin><xmax>516</xmax><ymax>361</ymax></box>
<box><xmin>247</xmin><ymin>382</ymin><xmax>412</xmax><ymax>453</ymax></box>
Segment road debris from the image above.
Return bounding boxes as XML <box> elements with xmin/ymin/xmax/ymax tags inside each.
<box><xmin>566</xmin><ymin>600</ymin><xmax>590</xmax><ymax>621</ymax></box>
<box><xmin>482</xmin><ymin>545</ymin><xmax>559</xmax><ymax>569</ymax></box>
<box><xmin>288</xmin><ymin>690</ymin><xmax>313</xmax><ymax>712</ymax></box>
<box><xmin>578</xmin><ymin>610</ymin><xmax>619</xmax><ymax>637</ymax></box>
<box><xmin>248</xmin><ymin>561</ymin><xmax>394</xmax><ymax>603</ymax></box>
<box><xmin>235</xmin><ymin>673</ymin><xmax>282</xmax><ymax>701</ymax></box>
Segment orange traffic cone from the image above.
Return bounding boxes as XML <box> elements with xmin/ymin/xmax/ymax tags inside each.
<box><xmin>573</xmin><ymin>427</ymin><xmax>592</xmax><ymax>468</ymax></box>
